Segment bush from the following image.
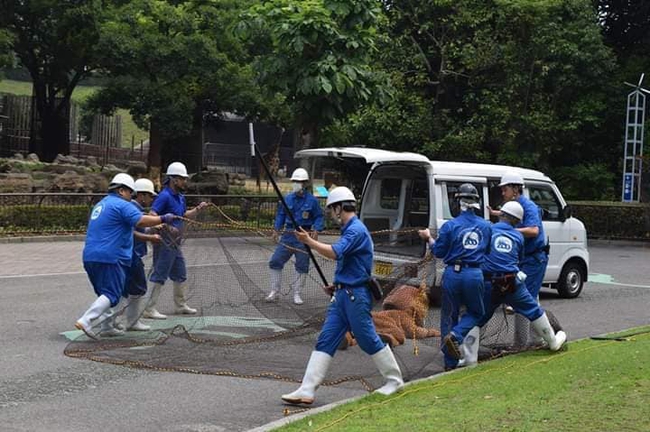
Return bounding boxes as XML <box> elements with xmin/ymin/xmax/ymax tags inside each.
<box><xmin>0</xmin><ymin>204</ymin><xmax>90</xmax><ymax>234</ymax></box>
<box><xmin>569</xmin><ymin>201</ymin><xmax>650</xmax><ymax>240</ymax></box>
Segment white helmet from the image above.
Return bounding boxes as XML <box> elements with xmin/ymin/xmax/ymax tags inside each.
<box><xmin>498</xmin><ymin>171</ymin><xmax>524</xmax><ymax>187</ymax></box>
<box><xmin>290</xmin><ymin>168</ymin><xmax>309</xmax><ymax>182</ymax></box>
<box><xmin>109</xmin><ymin>173</ymin><xmax>136</xmax><ymax>192</ymax></box>
<box><xmin>500</xmin><ymin>201</ymin><xmax>524</xmax><ymax>221</ymax></box>
<box><xmin>134</xmin><ymin>178</ymin><xmax>157</xmax><ymax>196</ymax></box>
<box><xmin>166</xmin><ymin>162</ymin><xmax>189</xmax><ymax>178</ymax></box>
<box><xmin>326</xmin><ymin>186</ymin><xmax>356</xmax><ymax>207</ymax></box>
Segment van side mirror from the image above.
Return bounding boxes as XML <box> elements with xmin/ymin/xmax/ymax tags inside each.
<box><xmin>562</xmin><ymin>204</ymin><xmax>572</xmax><ymax>221</ymax></box>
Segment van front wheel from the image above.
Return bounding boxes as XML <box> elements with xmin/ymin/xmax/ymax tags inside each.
<box><xmin>557</xmin><ymin>261</ymin><xmax>584</xmax><ymax>299</ymax></box>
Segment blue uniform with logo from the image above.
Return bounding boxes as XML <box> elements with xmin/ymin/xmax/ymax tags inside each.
<box><xmin>478</xmin><ymin>222</ymin><xmax>544</xmax><ymax>327</ymax></box>
<box><xmin>269</xmin><ymin>191</ymin><xmax>324</xmax><ymax>274</ymax></box>
<box><xmin>150</xmin><ymin>186</ymin><xmax>187</xmax><ymax>284</ymax></box>
<box><xmin>517</xmin><ymin>195</ymin><xmax>548</xmax><ymax>299</ymax></box>
<box><xmin>125</xmin><ymin>200</ymin><xmax>148</xmax><ymax>297</ymax></box>
<box><xmin>431</xmin><ymin>210</ymin><xmax>491</xmax><ymax>369</ymax></box>
<box><xmin>315</xmin><ymin>216</ymin><xmax>384</xmax><ymax>356</ymax></box>
<box><xmin>83</xmin><ymin>193</ymin><xmax>143</xmax><ymax>306</ymax></box>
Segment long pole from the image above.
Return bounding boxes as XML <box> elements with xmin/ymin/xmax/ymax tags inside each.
<box><xmin>254</xmin><ymin>142</ymin><xmax>329</xmax><ymax>286</ymax></box>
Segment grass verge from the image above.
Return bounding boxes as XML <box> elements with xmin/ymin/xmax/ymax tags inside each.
<box><xmin>0</xmin><ymin>79</ymin><xmax>148</xmax><ymax>147</ymax></box>
<box><xmin>277</xmin><ymin>326</ymin><xmax>650</xmax><ymax>432</ymax></box>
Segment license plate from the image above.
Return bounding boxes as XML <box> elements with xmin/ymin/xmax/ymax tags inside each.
<box><xmin>374</xmin><ymin>260</ymin><xmax>393</xmax><ymax>277</ymax></box>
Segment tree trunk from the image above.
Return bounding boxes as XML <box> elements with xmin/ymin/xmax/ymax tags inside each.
<box><xmin>148</xmin><ymin>120</ymin><xmax>163</xmax><ymax>188</ymax></box>
<box><xmin>294</xmin><ymin>121</ymin><xmax>318</xmax><ymax>169</ymax></box>
<box><xmin>30</xmin><ymin>96</ymin><xmax>70</xmax><ymax>162</ymax></box>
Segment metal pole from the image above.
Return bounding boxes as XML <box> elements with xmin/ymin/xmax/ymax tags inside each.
<box><xmin>254</xmin><ymin>142</ymin><xmax>328</xmax><ymax>286</ymax></box>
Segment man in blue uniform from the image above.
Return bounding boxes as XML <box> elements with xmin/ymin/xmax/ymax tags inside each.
<box><xmin>492</xmin><ymin>171</ymin><xmax>548</xmax><ymax>300</ymax></box>
<box><xmin>75</xmin><ymin>173</ymin><xmax>175</xmax><ymax>339</ymax></box>
<box><xmin>266</xmin><ymin>168</ymin><xmax>324</xmax><ymax>305</ymax></box>
<box><xmin>122</xmin><ymin>178</ymin><xmax>162</xmax><ymax>332</ymax></box>
<box><xmin>143</xmin><ymin>162</ymin><xmax>208</xmax><ymax>319</ymax></box>
<box><xmin>418</xmin><ymin>183</ymin><xmax>491</xmax><ymax>370</ymax></box>
<box><xmin>281</xmin><ymin>187</ymin><xmax>404</xmax><ymax>405</ymax></box>
<box><xmin>459</xmin><ymin>201</ymin><xmax>566</xmax><ymax>367</ymax></box>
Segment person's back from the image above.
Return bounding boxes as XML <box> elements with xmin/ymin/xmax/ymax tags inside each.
<box><xmin>332</xmin><ymin>215</ymin><xmax>373</xmax><ymax>287</ymax></box>
<box><xmin>433</xmin><ymin>210</ymin><xmax>491</xmax><ymax>266</ymax></box>
<box><xmin>483</xmin><ymin>221</ymin><xmax>524</xmax><ymax>275</ymax></box>
<box><xmin>83</xmin><ymin>193</ymin><xmax>142</xmax><ymax>265</ymax></box>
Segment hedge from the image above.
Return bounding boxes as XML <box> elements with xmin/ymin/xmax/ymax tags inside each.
<box><xmin>1</xmin><ymin>201</ymin><xmax>648</xmax><ymax>240</ymax></box>
<box><xmin>569</xmin><ymin>201</ymin><xmax>650</xmax><ymax>240</ymax></box>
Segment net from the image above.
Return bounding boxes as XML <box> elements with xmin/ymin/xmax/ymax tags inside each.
<box><xmin>64</xmin><ymin>201</ymin><xmax>563</xmax><ymax>395</ymax></box>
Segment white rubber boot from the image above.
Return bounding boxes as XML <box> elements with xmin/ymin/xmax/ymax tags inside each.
<box><xmin>75</xmin><ymin>295</ymin><xmax>112</xmax><ymax>339</ymax></box>
<box><xmin>292</xmin><ymin>273</ymin><xmax>306</xmax><ymax>305</ymax></box>
<box><xmin>142</xmin><ymin>283</ymin><xmax>167</xmax><ymax>319</ymax></box>
<box><xmin>281</xmin><ymin>351</ymin><xmax>332</xmax><ymax>405</ymax></box>
<box><xmin>266</xmin><ymin>269</ymin><xmax>282</xmax><ymax>302</ymax></box>
<box><xmin>126</xmin><ymin>296</ymin><xmax>151</xmax><ymax>331</ymax></box>
<box><xmin>531</xmin><ymin>313</ymin><xmax>567</xmax><ymax>351</ymax></box>
<box><xmin>371</xmin><ymin>345</ymin><xmax>405</xmax><ymax>395</ymax></box>
<box><xmin>173</xmin><ymin>282</ymin><xmax>197</xmax><ymax>314</ymax></box>
<box><xmin>100</xmin><ymin>308</ymin><xmax>125</xmax><ymax>337</ymax></box>
<box><xmin>457</xmin><ymin>326</ymin><xmax>480</xmax><ymax>368</ymax></box>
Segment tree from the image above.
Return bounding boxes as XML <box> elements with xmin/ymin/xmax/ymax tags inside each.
<box><xmin>327</xmin><ymin>0</ymin><xmax>617</xmax><ymax>176</ymax></box>
<box><xmin>0</xmin><ymin>0</ymin><xmax>106</xmax><ymax>161</ymax></box>
<box><xmin>87</xmin><ymin>0</ymin><xmax>264</xmax><ymax>177</ymax></box>
<box><xmin>239</xmin><ymin>0</ymin><xmax>389</xmax><ymax>150</ymax></box>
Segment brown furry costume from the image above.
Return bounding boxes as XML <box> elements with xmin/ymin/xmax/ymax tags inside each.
<box><xmin>339</xmin><ymin>285</ymin><xmax>440</xmax><ymax>349</ymax></box>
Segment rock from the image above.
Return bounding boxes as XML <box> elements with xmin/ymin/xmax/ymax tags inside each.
<box><xmin>40</xmin><ymin>163</ymin><xmax>89</xmax><ymax>175</ymax></box>
<box><xmin>26</xmin><ymin>153</ymin><xmax>39</xmax><ymax>162</ymax></box>
<box><xmin>126</xmin><ymin>161</ymin><xmax>148</xmax><ymax>178</ymax></box>
<box><xmin>188</xmin><ymin>170</ymin><xmax>229</xmax><ymax>195</ymax></box>
<box><xmin>103</xmin><ymin>164</ymin><xmax>121</xmax><ymax>172</ymax></box>
<box><xmin>49</xmin><ymin>170</ymin><xmax>86</xmax><ymax>192</ymax></box>
<box><xmin>85</xmin><ymin>156</ymin><xmax>98</xmax><ymax>167</ymax></box>
<box><xmin>0</xmin><ymin>173</ymin><xmax>34</xmax><ymax>193</ymax></box>
<box><xmin>13</xmin><ymin>153</ymin><xmax>24</xmax><ymax>160</ymax></box>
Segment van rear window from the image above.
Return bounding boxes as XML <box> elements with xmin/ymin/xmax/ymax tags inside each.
<box><xmin>380</xmin><ymin>179</ymin><xmax>401</xmax><ymax>209</ymax></box>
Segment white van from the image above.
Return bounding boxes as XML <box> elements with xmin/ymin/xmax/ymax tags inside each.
<box><xmin>296</xmin><ymin>147</ymin><xmax>589</xmax><ymax>300</ymax></box>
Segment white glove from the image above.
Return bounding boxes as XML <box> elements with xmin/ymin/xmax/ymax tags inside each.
<box><xmin>516</xmin><ymin>271</ymin><xmax>527</xmax><ymax>282</ymax></box>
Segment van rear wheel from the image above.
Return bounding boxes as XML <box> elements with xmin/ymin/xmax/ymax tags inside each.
<box><xmin>557</xmin><ymin>261</ymin><xmax>584</xmax><ymax>299</ymax></box>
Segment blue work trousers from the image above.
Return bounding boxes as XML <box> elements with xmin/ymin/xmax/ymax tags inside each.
<box><xmin>125</xmin><ymin>256</ymin><xmax>147</xmax><ymax>297</ymax></box>
<box><xmin>150</xmin><ymin>244</ymin><xmax>187</xmax><ymax>284</ymax></box>
<box><xmin>269</xmin><ymin>232</ymin><xmax>310</xmax><ymax>274</ymax></box>
<box><xmin>84</xmin><ymin>261</ymin><xmax>129</xmax><ymax>307</ymax></box>
<box><xmin>440</xmin><ymin>266</ymin><xmax>485</xmax><ymax>369</ymax></box>
<box><xmin>315</xmin><ymin>286</ymin><xmax>384</xmax><ymax>357</ymax></box>
<box><xmin>520</xmin><ymin>252</ymin><xmax>548</xmax><ymax>299</ymax></box>
<box><xmin>478</xmin><ymin>279</ymin><xmax>544</xmax><ymax>327</ymax></box>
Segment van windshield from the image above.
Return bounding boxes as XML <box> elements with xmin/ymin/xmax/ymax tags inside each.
<box><xmin>361</xmin><ymin>164</ymin><xmax>429</xmax><ymax>257</ymax></box>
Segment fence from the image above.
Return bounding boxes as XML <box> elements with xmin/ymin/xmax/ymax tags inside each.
<box><xmin>0</xmin><ymin>93</ymin><xmax>142</xmax><ymax>163</ymax></box>
<box><xmin>1</xmin><ymin>194</ymin><xmax>648</xmax><ymax>240</ymax></box>
<box><xmin>0</xmin><ymin>194</ymin><xmax>330</xmax><ymax>236</ymax></box>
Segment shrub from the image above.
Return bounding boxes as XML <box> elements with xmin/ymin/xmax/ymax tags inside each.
<box><xmin>569</xmin><ymin>201</ymin><xmax>650</xmax><ymax>240</ymax></box>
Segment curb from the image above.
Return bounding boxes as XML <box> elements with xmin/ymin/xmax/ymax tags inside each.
<box><xmin>0</xmin><ymin>234</ymin><xmax>85</xmax><ymax>244</ymax></box>
<box><xmin>245</xmin><ymin>369</ymin><xmax>458</xmax><ymax>432</ymax></box>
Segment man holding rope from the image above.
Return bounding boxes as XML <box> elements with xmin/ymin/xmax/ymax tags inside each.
<box><xmin>143</xmin><ymin>162</ymin><xmax>208</xmax><ymax>319</ymax></box>
<box><xmin>281</xmin><ymin>187</ymin><xmax>403</xmax><ymax>405</ymax></box>
<box><xmin>266</xmin><ymin>168</ymin><xmax>323</xmax><ymax>305</ymax></box>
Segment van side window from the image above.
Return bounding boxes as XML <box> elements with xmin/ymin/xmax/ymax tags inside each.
<box><xmin>380</xmin><ymin>179</ymin><xmax>401</xmax><ymax>209</ymax></box>
<box><xmin>488</xmin><ymin>180</ymin><xmax>503</xmax><ymax>223</ymax></box>
<box><xmin>443</xmin><ymin>182</ymin><xmax>484</xmax><ymax>219</ymax></box>
<box><xmin>528</xmin><ymin>184</ymin><xmax>562</xmax><ymax>221</ymax></box>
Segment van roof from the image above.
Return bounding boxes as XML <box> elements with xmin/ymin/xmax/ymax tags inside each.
<box><xmin>429</xmin><ymin>161</ymin><xmax>552</xmax><ymax>183</ymax></box>
<box><xmin>295</xmin><ymin>147</ymin><xmax>552</xmax><ymax>182</ymax></box>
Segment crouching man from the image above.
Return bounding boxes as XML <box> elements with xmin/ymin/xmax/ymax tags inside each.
<box><xmin>459</xmin><ymin>201</ymin><xmax>567</xmax><ymax>367</ymax></box>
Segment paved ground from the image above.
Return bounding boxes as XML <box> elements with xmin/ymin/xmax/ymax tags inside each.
<box><xmin>1</xmin><ymin>239</ymin><xmax>649</xmax><ymax>431</ymax></box>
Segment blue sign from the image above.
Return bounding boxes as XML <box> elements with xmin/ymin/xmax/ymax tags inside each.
<box><xmin>315</xmin><ymin>186</ymin><xmax>329</xmax><ymax>197</ymax></box>
<box><xmin>623</xmin><ymin>173</ymin><xmax>633</xmax><ymax>202</ymax></box>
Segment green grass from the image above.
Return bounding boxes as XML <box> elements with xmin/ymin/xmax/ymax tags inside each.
<box><xmin>0</xmin><ymin>78</ymin><xmax>148</xmax><ymax>147</ymax></box>
<box><xmin>277</xmin><ymin>327</ymin><xmax>650</xmax><ymax>432</ymax></box>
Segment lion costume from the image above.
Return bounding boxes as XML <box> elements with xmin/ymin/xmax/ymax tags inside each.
<box><xmin>339</xmin><ymin>285</ymin><xmax>440</xmax><ymax>349</ymax></box>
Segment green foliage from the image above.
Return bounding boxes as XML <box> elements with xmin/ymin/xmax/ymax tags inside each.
<box><xmin>239</xmin><ymin>0</ymin><xmax>388</xmax><ymax>136</ymax></box>
<box><xmin>0</xmin><ymin>204</ymin><xmax>90</xmax><ymax>234</ymax></box>
<box><xmin>570</xmin><ymin>201</ymin><xmax>650</xmax><ymax>239</ymax></box>
<box><xmin>88</xmin><ymin>0</ymin><xmax>263</xmax><ymax>139</ymax></box>
<box><xmin>552</xmin><ymin>163</ymin><xmax>616</xmax><ymax>200</ymax></box>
